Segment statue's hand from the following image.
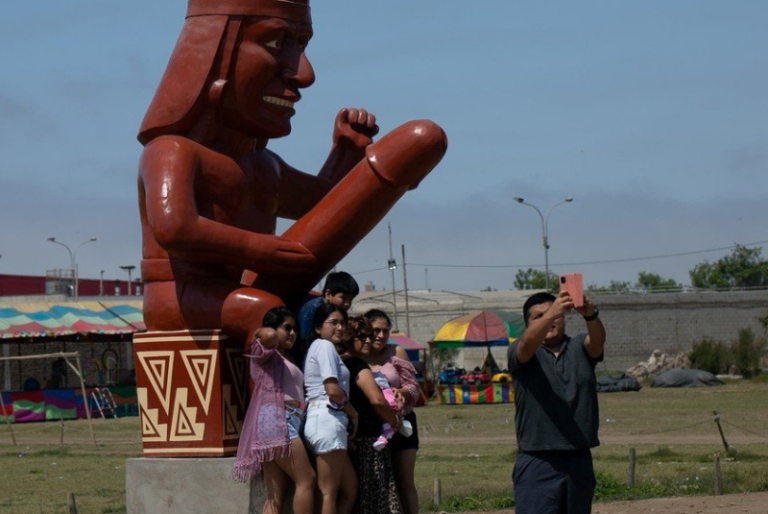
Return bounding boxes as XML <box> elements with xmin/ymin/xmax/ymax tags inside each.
<box><xmin>333</xmin><ymin>108</ymin><xmax>380</xmax><ymax>149</ymax></box>
<box><xmin>258</xmin><ymin>236</ymin><xmax>317</xmax><ymax>275</ymax></box>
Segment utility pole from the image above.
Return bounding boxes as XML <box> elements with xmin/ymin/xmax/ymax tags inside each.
<box><xmin>387</xmin><ymin>223</ymin><xmax>399</xmax><ymax>331</ymax></box>
<box><xmin>401</xmin><ymin>244</ymin><xmax>411</xmax><ymax>336</ymax></box>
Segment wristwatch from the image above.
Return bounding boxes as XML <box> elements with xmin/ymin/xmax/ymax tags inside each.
<box><xmin>583</xmin><ymin>308</ymin><xmax>599</xmax><ymax>322</ymax></box>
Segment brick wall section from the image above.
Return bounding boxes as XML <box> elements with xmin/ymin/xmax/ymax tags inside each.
<box><xmin>571</xmin><ymin>290</ymin><xmax>768</xmax><ymax>370</ymax></box>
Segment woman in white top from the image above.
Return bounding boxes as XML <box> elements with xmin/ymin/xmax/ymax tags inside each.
<box><xmin>303</xmin><ymin>303</ymin><xmax>359</xmax><ymax>514</ymax></box>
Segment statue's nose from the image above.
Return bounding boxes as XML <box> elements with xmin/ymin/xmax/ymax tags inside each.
<box><xmin>282</xmin><ymin>53</ymin><xmax>315</xmax><ymax>89</ymax></box>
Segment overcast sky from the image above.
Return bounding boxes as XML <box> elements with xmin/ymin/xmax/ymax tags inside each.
<box><xmin>1</xmin><ymin>1</ymin><xmax>767</xmax><ymax>292</ymax></box>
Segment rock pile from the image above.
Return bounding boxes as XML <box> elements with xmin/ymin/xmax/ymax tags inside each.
<box><xmin>625</xmin><ymin>349</ymin><xmax>691</xmax><ymax>379</ymax></box>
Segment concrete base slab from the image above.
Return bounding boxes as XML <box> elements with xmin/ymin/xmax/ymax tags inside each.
<box><xmin>126</xmin><ymin>457</ymin><xmax>265</xmax><ymax>514</ymax></box>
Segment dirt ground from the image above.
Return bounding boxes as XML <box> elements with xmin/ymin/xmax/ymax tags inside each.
<box><xmin>449</xmin><ymin>491</ymin><xmax>768</xmax><ymax>514</ymax></box>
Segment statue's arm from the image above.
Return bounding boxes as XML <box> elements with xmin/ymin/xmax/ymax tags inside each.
<box><xmin>276</xmin><ymin>108</ymin><xmax>379</xmax><ymax>218</ymax></box>
<box><xmin>141</xmin><ymin>137</ymin><xmax>316</xmax><ymax>275</ymax></box>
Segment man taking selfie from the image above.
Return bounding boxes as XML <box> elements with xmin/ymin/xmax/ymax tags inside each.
<box><xmin>507</xmin><ymin>290</ymin><xmax>606</xmax><ymax>514</ymax></box>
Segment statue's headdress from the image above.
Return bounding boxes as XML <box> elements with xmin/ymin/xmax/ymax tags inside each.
<box><xmin>138</xmin><ymin>0</ymin><xmax>311</xmax><ymax>145</ymax></box>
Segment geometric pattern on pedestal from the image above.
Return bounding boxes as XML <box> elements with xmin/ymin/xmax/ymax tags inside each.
<box><xmin>224</xmin><ymin>347</ymin><xmax>247</xmax><ymax>414</ymax></box>
<box><xmin>222</xmin><ymin>384</ymin><xmax>241</xmax><ymax>439</ymax></box>
<box><xmin>169</xmin><ymin>388</ymin><xmax>205</xmax><ymax>442</ymax></box>
<box><xmin>180</xmin><ymin>349</ymin><xmax>218</xmax><ymax>415</ymax></box>
<box><xmin>137</xmin><ymin>350</ymin><xmax>175</xmax><ymax>414</ymax></box>
<box><xmin>137</xmin><ymin>387</ymin><xmax>168</xmax><ymax>442</ymax></box>
<box><xmin>133</xmin><ymin>330</ymin><xmax>247</xmax><ymax>456</ymax></box>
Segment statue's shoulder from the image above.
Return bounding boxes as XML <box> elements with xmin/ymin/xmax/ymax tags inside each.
<box><xmin>143</xmin><ymin>135</ymin><xmax>202</xmax><ymax>155</ymax></box>
<box><xmin>140</xmin><ymin>136</ymin><xmax>207</xmax><ymax>175</ymax></box>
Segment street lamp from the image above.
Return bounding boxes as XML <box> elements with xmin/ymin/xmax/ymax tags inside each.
<box><xmin>513</xmin><ymin>196</ymin><xmax>574</xmax><ymax>291</ymax></box>
<box><xmin>47</xmin><ymin>237</ymin><xmax>97</xmax><ymax>301</ymax></box>
<box><xmin>120</xmin><ymin>265</ymin><xmax>136</xmax><ymax>296</ymax></box>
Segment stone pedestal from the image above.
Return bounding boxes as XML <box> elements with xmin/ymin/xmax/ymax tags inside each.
<box><xmin>133</xmin><ymin>330</ymin><xmax>248</xmax><ymax>457</ymax></box>
<box><xmin>126</xmin><ymin>457</ymin><xmax>264</xmax><ymax>514</ymax></box>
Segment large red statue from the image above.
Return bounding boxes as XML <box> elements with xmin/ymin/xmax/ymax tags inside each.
<box><xmin>134</xmin><ymin>0</ymin><xmax>446</xmax><ymax>456</ymax></box>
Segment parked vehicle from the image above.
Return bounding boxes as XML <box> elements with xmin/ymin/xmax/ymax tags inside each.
<box><xmin>460</xmin><ymin>367</ymin><xmax>490</xmax><ymax>385</ymax></box>
<box><xmin>439</xmin><ymin>363</ymin><xmax>466</xmax><ymax>384</ymax></box>
<box><xmin>492</xmin><ymin>370</ymin><xmax>512</xmax><ymax>383</ymax></box>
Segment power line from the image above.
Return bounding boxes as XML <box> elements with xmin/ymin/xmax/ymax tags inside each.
<box><xmin>404</xmin><ymin>240</ymin><xmax>768</xmax><ymax>270</ymax></box>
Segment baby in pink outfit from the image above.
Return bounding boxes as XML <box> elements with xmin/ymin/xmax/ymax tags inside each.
<box><xmin>372</xmin><ymin>373</ymin><xmax>413</xmax><ymax>451</ymax></box>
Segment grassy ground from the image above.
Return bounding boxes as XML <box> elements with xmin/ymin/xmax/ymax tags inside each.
<box><xmin>415</xmin><ymin>378</ymin><xmax>768</xmax><ymax>511</ymax></box>
<box><xmin>1</xmin><ymin>379</ymin><xmax>768</xmax><ymax>513</ymax></box>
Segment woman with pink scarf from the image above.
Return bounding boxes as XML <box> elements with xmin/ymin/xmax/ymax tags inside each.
<box><xmin>233</xmin><ymin>307</ymin><xmax>316</xmax><ymax>514</ymax></box>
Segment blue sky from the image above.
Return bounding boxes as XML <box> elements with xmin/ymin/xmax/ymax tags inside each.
<box><xmin>1</xmin><ymin>1</ymin><xmax>767</xmax><ymax>292</ymax></box>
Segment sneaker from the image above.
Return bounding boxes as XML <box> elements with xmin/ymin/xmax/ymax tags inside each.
<box><xmin>399</xmin><ymin>420</ymin><xmax>413</xmax><ymax>437</ymax></box>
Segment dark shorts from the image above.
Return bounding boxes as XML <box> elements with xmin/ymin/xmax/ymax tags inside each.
<box><xmin>512</xmin><ymin>449</ymin><xmax>595</xmax><ymax>514</ymax></box>
<box><xmin>389</xmin><ymin>411</ymin><xmax>419</xmax><ymax>452</ymax></box>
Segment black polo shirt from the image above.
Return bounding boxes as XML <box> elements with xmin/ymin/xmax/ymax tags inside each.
<box><xmin>507</xmin><ymin>334</ymin><xmax>602</xmax><ymax>452</ymax></box>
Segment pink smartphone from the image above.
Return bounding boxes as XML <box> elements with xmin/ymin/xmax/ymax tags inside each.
<box><xmin>559</xmin><ymin>273</ymin><xmax>584</xmax><ymax>308</ymax></box>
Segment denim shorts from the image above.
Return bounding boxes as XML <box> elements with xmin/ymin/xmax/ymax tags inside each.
<box><xmin>303</xmin><ymin>402</ymin><xmax>348</xmax><ymax>454</ymax></box>
<box><xmin>285</xmin><ymin>404</ymin><xmax>304</xmax><ymax>441</ymax></box>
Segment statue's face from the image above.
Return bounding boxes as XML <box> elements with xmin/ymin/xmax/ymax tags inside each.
<box><xmin>221</xmin><ymin>16</ymin><xmax>315</xmax><ymax>139</ymax></box>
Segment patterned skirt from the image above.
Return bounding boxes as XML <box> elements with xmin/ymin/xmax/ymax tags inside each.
<box><xmin>349</xmin><ymin>437</ymin><xmax>403</xmax><ymax>514</ymax></box>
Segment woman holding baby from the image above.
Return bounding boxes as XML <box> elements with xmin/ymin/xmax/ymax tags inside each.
<box><xmin>341</xmin><ymin>315</ymin><xmax>404</xmax><ymax>514</ymax></box>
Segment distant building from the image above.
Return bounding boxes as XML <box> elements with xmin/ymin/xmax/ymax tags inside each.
<box><xmin>0</xmin><ymin>272</ymin><xmax>143</xmax><ymax>298</ymax></box>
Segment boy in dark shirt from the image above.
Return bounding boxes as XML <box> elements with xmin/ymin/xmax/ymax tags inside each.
<box><xmin>297</xmin><ymin>271</ymin><xmax>360</xmax><ymax>343</ymax></box>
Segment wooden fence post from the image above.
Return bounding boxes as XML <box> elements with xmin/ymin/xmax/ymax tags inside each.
<box><xmin>67</xmin><ymin>492</ymin><xmax>78</xmax><ymax>514</ymax></box>
<box><xmin>628</xmin><ymin>448</ymin><xmax>636</xmax><ymax>487</ymax></box>
<box><xmin>0</xmin><ymin>391</ymin><xmax>16</xmax><ymax>446</ymax></box>
<box><xmin>713</xmin><ymin>411</ymin><xmax>731</xmax><ymax>452</ymax></box>
<box><xmin>714</xmin><ymin>454</ymin><xmax>723</xmax><ymax>495</ymax></box>
<box><xmin>433</xmin><ymin>478</ymin><xmax>442</xmax><ymax>506</ymax></box>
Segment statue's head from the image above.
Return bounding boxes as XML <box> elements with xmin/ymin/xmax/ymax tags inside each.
<box><xmin>138</xmin><ymin>0</ymin><xmax>313</xmax><ymax>145</ymax></box>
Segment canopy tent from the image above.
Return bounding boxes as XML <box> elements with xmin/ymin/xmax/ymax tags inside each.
<box><xmin>388</xmin><ymin>332</ymin><xmax>429</xmax><ymax>405</ymax></box>
<box><xmin>430</xmin><ymin>309</ymin><xmax>524</xmax><ymax>405</ymax></box>
<box><xmin>389</xmin><ymin>332</ymin><xmax>427</xmax><ymax>351</ymax></box>
<box><xmin>431</xmin><ymin>309</ymin><xmax>525</xmax><ymax>348</ymax></box>
<box><xmin>0</xmin><ymin>301</ymin><xmax>144</xmax><ymax>341</ymax></box>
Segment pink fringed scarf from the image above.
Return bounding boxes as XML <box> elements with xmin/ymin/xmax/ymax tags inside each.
<box><xmin>232</xmin><ymin>339</ymin><xmax>291</xmax><ymax>482</ymax></box>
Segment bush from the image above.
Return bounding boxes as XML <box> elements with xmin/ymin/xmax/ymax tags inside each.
<box><xmin>731</xmin><ymin>328</ymin><xmax>766</xmax><ymax>378</ymax></box>
<box><xmin>689</xmin><ymin>338</ymin><xmax>730</xmax><ymax>374</ymax></box>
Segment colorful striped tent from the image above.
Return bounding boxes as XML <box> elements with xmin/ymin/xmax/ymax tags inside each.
<box><xmin>431</xmin><ymin>309</ymin><xmax>525</xmax><ymax>348</ymax></box>
<box><xmin>0</xmin><ymin>301</ymin><xmax>145</xmax><ymax>340</ymax></box>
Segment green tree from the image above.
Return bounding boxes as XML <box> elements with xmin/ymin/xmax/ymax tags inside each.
<box><xmin>586</xmin><ymin>280</ymin><xmax>631</xmax><ymax>293</ymax></box>
<box><xmin>514</xmin><ymin>268</ymin><xmax>558</xmax><ymax>291</ymax></box>
<box><xmin>635</xmin><ymin>271</ymin><xmax>682</xmax><ymax>292</ymax></box>
<box><xmin>689</xmin><ymin>245</ymin><xmax>768</xmax><ymax>289</ymax></box>
<box><xmin>607</xmin><ymin>280</ymin><xmax>631</xmax><ymax>293</ymax></box>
